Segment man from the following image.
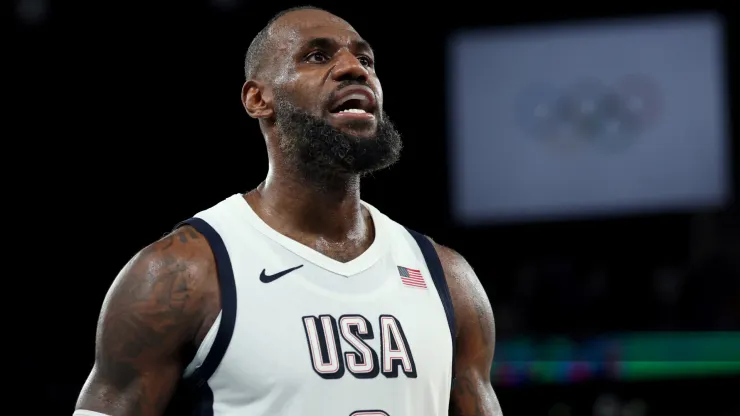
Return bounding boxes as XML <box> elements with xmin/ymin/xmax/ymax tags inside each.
<box><xmin>74</xmin><ymin>6</ymin><xmax>502</xmax><ymax>416</ymax></box>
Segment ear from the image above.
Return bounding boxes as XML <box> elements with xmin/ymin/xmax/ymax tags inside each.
<box><xmin>242</xmin><ymin>80</ymin><xmax>273</xmax><ymax>119</ymax></box>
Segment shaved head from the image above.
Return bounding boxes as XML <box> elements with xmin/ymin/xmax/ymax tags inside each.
<box><xmin>244</xmin><ymin>6</ymin><xmax>348</xmax><ymax>82</ymax></box>
<box><xmin>241</xmin><ymin>6</ymin><xmax>402</xmax><ymax>185</ymax></box>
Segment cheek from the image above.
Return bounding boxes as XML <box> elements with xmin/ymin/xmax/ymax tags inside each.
<box><xmin>290</xmin><ymin>80</ymin><xmax>326</xmax><ymax>111</ymax></box>
<box><xmin>273</xmin><ymin>67</ymin><xmax>299</xmax><ymax>86</ymax></box>
<box><xmin>275</xmin><ymin>91</ymin><xmax>321</xmax><ymax>118</ymax></box>
<box><xmin>271</xmin><ymin>47</ymin><xmax>297</xmax><ymax>84</ymax></box>
<box><xmin>372</xmin><ymin>81</ymin><xmax>384</xmax><ymax>108</ymax></box>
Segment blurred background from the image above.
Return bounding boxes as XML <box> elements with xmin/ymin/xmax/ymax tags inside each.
<box><xmin>13</xmin><ymin>0</ymin><xmax>738</xmax><ymax>415</ymax></box>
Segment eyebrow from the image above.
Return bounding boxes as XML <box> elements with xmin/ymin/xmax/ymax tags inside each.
<box><xmin>304</xmin><ymin>37</ymin><xmax>374</xmax><ymax>55</ymax></box>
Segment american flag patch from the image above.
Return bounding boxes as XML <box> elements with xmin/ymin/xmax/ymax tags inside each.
<box><xmin>397</xmin><ymin>266</ymin><xmax>427</xmax><ymax>288</ymax></box>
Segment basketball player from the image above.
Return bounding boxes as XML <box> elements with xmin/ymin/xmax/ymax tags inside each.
<box><xmin>74</xmin><ymin>6</ymin><xmax>501</xmax><ymax>416</ymax></box>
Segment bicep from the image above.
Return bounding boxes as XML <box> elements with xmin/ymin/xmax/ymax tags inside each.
<box><xmin>449</xmin><ymin>353</ymin><xmax>502</xmax><ymax>416</ymax></box>
<box><xmin>76</xmin><ymin>230</ymin><xmax>212</xmax><ymax>415</ymax></box>
<box><xmin>449</xmin><ymin>284</ymin><xmax>502</xmax><ymax>416</ymax></box>
<box><xmin>76</xmin><ymin>359</ymin><xmax>181</xmax><ymax>416</ymax></box>
<box><xmin>435</xmin><ymin>242</ymin><xmax>503</xmax><ymax>415</ymax></box>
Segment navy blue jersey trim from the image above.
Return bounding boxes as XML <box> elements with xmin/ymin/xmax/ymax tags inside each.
<box><xmin>176</xmin><ymin>217</ymin><xmax>238</xmax><ymax>388</ymax></box>
<box><xmin>405</xmin><ymin>228</ymin><xmax>456</xmax><ymax>386</ymax></box>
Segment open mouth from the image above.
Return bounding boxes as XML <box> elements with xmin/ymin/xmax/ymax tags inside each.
<box><xmin>330</xmin><ymin>96</ymin><xmax>375</xmax><ymax>115</ymax></box>
<box><xmin>329</xmin><ymin>86</ymin><xmax>377</xmax><ymax>117</ymax></box>
<box><xmin>332</xmin><ymin>102</ymin><xmax>370</xmax><ymax>114</ymax></box>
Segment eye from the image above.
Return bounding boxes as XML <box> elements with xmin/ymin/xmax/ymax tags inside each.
<box><xmin>357</xmin><ymin>55</ymin><xmax>374</xmax><ymax>67</ymax></box>
<box><xmin>306</xmin><ymin>51</ymin><xmax>329</xmax><ymax>63</ymax></box>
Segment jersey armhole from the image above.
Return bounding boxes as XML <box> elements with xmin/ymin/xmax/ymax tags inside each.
<box><xmin>175</xmin><ymin>217</ymin><xmax>238</xmax><ymax>387</ymax></box>
<box><xmin>404</xmin><ymin>228</ymin><xmax>457</xmax><ymax>389</ymax></box>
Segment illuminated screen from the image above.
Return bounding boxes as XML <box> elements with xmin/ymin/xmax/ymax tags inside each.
<box><xmin>447</xmin><ymin>13</ymin><xmax>730</xmax><ymax>225</ymax></box>
<box><xmin>491</xmin><ymin>332</ymin><xmax>740</xmax><ymax>385</ymax></box>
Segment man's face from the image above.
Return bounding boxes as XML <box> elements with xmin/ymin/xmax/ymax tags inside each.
<box><xmin>265</xmin><ymin>10</ymin><xmax>402</xmax><ymax>178</ymax></box>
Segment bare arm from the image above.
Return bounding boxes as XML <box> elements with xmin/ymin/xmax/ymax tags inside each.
<box><xmin>433</xmin><ymin>241</ymin><xmax>503</xmax><ymax>416</ymax></box>
<box><xmin>75</xmin><ymin>226</ymin><xmax>220</xmax><ymax>416</ymax></box>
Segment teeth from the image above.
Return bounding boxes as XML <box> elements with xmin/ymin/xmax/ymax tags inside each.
<box><xmin>339</xmin><ymin>108</ymin><xmax>366</xmax><ymax>113</ymax></box>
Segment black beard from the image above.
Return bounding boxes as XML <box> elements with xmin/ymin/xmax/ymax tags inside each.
<box><xmin>273</xmin><ymin>94</ymin><xmax>402</xmax><ymax>188</ymax></box>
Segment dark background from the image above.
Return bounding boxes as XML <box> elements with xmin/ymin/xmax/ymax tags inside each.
<box><xmin>13</xmin><ymin>0</ymin><xmax>738</xmax><ymax>414</ymax></box>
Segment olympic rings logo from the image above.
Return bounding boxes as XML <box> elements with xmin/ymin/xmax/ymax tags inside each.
<box><xmin>514</xmin><ymin>74</ymin><xmax>664</xmax><ymax>152</ymax></box>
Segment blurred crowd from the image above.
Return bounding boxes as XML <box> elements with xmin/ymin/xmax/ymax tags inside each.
<box><xmin>493</xmin><ymin>211</ymin><xmax>739</xmax><ymax>338</ymax></box>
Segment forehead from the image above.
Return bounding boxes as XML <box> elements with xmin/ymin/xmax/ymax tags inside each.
<box><xmin>270</xmin><ymin>10</ymin><xmax>364</xmax><ymax>49</ymax></box>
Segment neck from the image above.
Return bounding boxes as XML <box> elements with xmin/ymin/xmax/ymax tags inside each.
<box><xmin>247</xmin><ymin>163</ymin><xmax>366</xmax><ymax>242</ymax></box>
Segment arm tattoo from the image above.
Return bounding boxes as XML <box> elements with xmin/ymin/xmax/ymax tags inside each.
<box><xmin>78</xmin><ymin>227</ymin><xmax>215</xmax><ymax>416</ymax></box>
<box><xmin>451</xmin><ymin>369</ymin><xmax>487</xmax><ymax>416</ymax></box>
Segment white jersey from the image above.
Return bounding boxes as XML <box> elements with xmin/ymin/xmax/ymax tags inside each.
<box><xmin>170</xmin><ymin>194</ymin><xmax>455</xmax><ymax>416</ymax></box>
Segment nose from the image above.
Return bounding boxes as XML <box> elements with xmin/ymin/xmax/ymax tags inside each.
<box><xmin>331</xmin><ymin>50</ymin><xmax>369</xmax><ymax>83</ymax></box>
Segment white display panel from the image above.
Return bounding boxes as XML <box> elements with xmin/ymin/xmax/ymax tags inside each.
<box><xmin>448</xmin><ymin>13</ymin><xmax>730</xmax><ymax>224</ymax></box>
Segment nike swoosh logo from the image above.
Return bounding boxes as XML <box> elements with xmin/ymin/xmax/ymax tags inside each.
<box><xmin>260</xmin><ymin>264</ymin><xmax>304</xmax><ymax>283</ymax></box>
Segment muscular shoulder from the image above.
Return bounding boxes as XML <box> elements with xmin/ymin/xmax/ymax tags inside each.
<box><xmin>101</xmin><ymin>225</ymin><xmax>221</xmax><ymax>350</ymax></box>
<box><xmin>427</xmin><ymin>238</ymin><xmax>503</xmax><ymax>415</ymax></box>
<box><xmin>131</xmin><ymin>225</ymin><xmax>216</xmax><ymax>285</ymax></box>
<box><xmin>429</xmin><ymin>240</ymin><xmax>488</xmax><ymax>310</ymax></box>
<box><xmin>428</xmin><ymin>239</ymin><xmax>495</xmax><ymax>352</ymax></box>
<box><xmin>77</xmin><ymin>226</ymin><xmax>221</xmax><ymax>413</ymax></box>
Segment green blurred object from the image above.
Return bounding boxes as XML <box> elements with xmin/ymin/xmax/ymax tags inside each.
<box><xmin>491</xmin><ymin>332</ymin><xmax>740</xmax><ymax>385</ymax></box>
<box><xmin>620</xmin><ymin>361</ymin><xmax>740</xmax><ymax>380</ymax></box>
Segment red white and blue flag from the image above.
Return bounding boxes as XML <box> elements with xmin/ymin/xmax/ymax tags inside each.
<box><xmin>397</xmin><ymin>266</ymin><xmax>426</xmax><ymax>289</ymax></box>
